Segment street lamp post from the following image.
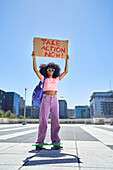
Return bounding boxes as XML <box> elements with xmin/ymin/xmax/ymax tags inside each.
<box><xmin>22</xmin><ymin>88</ymin><xmax>27</xmax><ymax>125</ymax></box>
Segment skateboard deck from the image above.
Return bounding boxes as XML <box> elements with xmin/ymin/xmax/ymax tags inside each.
<box><xmin>32</xmin><ymin>143</ymin><xmax>63</xmax><ymax>146</ymax></box>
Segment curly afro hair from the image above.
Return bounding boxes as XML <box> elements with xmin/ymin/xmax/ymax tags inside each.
<box><xmin>39</xmin><ymin>62</ymin><xmax>61</xmax><ymax>78</ymax></box>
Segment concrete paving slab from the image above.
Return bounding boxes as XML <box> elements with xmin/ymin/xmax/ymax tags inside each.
<box><xmin>0</xmin><ymin>125</ymin><xmax>38</xmax><ymax>132</ymax></box>
<box><xmin>79</xmin><ymin>168</ymin><xmax>113</xmax><ymax>170</ymax></box>
<box><xmin>80</xmin><ymin>125</ymin><xmax>113</xmax><ymax>145</ymax></box>
<box><xmin>0</xmin><ymin>143</ymin><xmax>17</xmax><ymax>151</ymax></box>
<box><xmin>0</xmin><ymin>143</ymin><xmax>37</xmax><ymax>170</ymax></box>
<box><xmin>96</xmin><ymin>126</ymin><xmax>113</xmax><ymax>132</ymax></box>
<box><xmin>0</xmin><ymin>124</ymin><xmax>113</xmax><ymax>170</ymax></box>
<box><xmin>0</xmin><ymin>154</ymin><xmax>27</xmax><ymax>166</ymax></box>
<box><xmin>76</xmin><ymin>141</ymin><xmax>111</xmax><ymax>150</ymax></box>
<box><xmin>61</xmin><ymin>140</ymin><xmax>76</xmax><ymax>149</ymax></box>
<box><xmin>0</xmin><ymin>165</ymin><xmax>20</xmax><ymax>170</ymax></box>
<box><xmin>24</xmin><ymin>149</ymin><xmax>78</xmax><ymax>167</ymax></box>
<box><xmin>0</xmin><ymin>141</ymin><xmax>79</xmax><ymax>169</ymax></box>
<box><xmin>59</xmin><ymin>126</ymin><xmax>75</xmax><ymax>140</ymax></box>
<box><xmin>0</xmin><ymin>124</ymin><xmax>22</xmax><ymax>128</ymax></box>
<box><xmin>0</xmin><ymin>143</ymin><xmax>34</xmax><ymax>154</ymax></box>
<box><xmin>23</xmin><ymin>141</ymin><xmax>79</xmax><ymax>168</ymax></box>
<box><xmin>0</xmin><ymin>129</ymin><xmax>38</xmax><ymax>140</ymax></box>
<box><xmin>76</xmin><ymin>141</ymin><xmax>113</xmax><ymax>169</ymax></box>
<box><xmin>74</xmin><ymin>126</ymin><xmax>98</xmax><ymax>141</ymax></box>
<box><xmin>21</xmin><ymin>166</ymin><xmax>79</xmax><ymax>170</ymax></box>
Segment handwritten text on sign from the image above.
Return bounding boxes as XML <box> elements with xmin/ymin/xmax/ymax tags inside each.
<box><xmin>33</xmin><ymin>37</ymin><xmax>68</xmax><ymax>59</ymax></box>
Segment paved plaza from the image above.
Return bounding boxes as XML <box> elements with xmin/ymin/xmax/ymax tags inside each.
<box><xmin>0</xmin><ymin>123</ymin><xmax>113</xmax><ymax>170</ymax></box>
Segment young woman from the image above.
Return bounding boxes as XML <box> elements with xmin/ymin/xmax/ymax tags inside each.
<box><xmin>32</xmin><ymin>51</ymin><xmax>69</xmax><ymax>150</ymax></box>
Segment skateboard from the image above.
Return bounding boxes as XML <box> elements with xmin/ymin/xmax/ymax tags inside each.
<box><xmin>32</xmin><ymin>143</ymin><xmax>63</xmax><ymax>150</ymax></box>
<box><xmin>32</xmin><ymin>143</ymin><xmax>63</xmax><ymax>146</ymax></box>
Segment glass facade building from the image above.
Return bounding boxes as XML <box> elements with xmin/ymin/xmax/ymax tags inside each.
<box><xmin>0</xmin><ymin>90</ymin><xmax>6</xmax><ymax>110</ymax></box>
<box><xmin>75</xmin><ymin>105</ymin><xmax>90</xmax><ymax>118</ymax></box>
<box><xmin>32</xmin><ymin>100</ymin><xmax>41</xmax><ymax>107</ymax></box>
<box><xmin>5</xmin><ymin>92</ymin><xmax>20</xmax><ymax>116</ymax></box>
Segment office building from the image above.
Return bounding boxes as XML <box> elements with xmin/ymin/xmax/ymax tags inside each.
<box><xmin>4</xmin><ymin>92</ymin><xmax>20</xmax><ymax>116</ymax></box>
<box><xmin>19</xmin><ymin>106</ymin><xmax>32</xmax><ymax>118</ymax></box>
<box><xmin>58</xmin><ymin>97</ymin><xmax>67</xmax><ymax>119</ymax></box>
<box><xmin>0</xmin><ymin>89</ymin><xmax>20</xmax><ymax>116</ymax></box>
<box><xmin>67</xmin><ymin>109</ymin><xmax>75</xmax><ymax>118</ymax></box>
<box><xmin>20</xmin><ymin>97</ymin><xmax>25</xmax><ymax>108</ymax></box>
<box><xmin>32</xmin><ymin>100</ymin><xmax>41</xmax><ymax>107</ymax></box>
<box><xmin>75</xmin><ymin>105</ymin><xmax>90</xmax><ymax>118</ymax></box>
<box><xmin>31</xmin><ymin>106</ymin><xmax>40</xmax><ymax>118</ymax></box>
<box><xmin>90</xmin><ymin>91</ymin><xmax>113</xmax><ymax>118</ymax></box>
<box><xmin>31</xmin><ymin>100</ymin><xmax>40</xmax><ymax>118</ymax></box>
<box><xmin>0</xmin><ymin>89</ymin><xmax>6</xmax><ymax>110</ymax></box>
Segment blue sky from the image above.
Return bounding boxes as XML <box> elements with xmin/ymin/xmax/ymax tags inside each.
<box><xmin>0</xmin><ymin>0</ymin><xmax>113</xmax><ymax>109</ymax></box>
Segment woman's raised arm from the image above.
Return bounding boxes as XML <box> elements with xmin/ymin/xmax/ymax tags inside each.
<box><xmin>32</xmin><ymin>51</ymin><xmax>42</xmax><ymax>80</ymax></box>
<box><xmin>59</xmin><ymin>54</ymin><xmax>69</xmax><ymax>81</ymax></box>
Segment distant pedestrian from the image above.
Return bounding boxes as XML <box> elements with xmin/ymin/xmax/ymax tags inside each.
<box><xmin>32</xmin><ymin>51</ymin><xmax>69</xmax><ymax>149</ymax></box>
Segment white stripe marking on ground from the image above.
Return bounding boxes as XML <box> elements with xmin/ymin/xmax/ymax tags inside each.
<box><xmin>0</xmin><ymin>126</ymin><xmax>38</xmax><ymax>132</ymax></box>
<box><xmin>0</xmin><ymin>129</ymin><xmax>38</xmax><ymax>140</ymax></box>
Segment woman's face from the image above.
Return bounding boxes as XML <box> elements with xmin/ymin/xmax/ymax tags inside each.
<box><xmin>46</xmin><ymin>67</ymin><xmax>55</xmax><ymax>77</ymax></box>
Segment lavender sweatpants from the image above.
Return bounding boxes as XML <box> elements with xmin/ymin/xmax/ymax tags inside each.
<box><xmin>36</xmin><ymin>94</ymin><xmax>61</xmax><ymax>144</ymax></box>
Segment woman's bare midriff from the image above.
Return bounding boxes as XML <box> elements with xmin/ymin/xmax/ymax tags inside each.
<box><xmin>43</xmin><ymin>91</ymin><xmax>57</xmax><ymax>95</ymax></box>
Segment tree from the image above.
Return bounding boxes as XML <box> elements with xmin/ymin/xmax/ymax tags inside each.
<box><xmin>0</xmin><ymin>110</ymin><xmax>5</xmax><ymax>117</ymax></box>
<box><xmin>5</xmin><ymin>110</ymin><xmax>12</xmax><ymax>118</ymax></box>
<box><xmin>19</xmin><ymin>115</ymin><xmax>24</xmax><ymax>119</ymax></box>
<box><xmin>9</xmin><ymin>113</ymin><xmax>17</xmax><ymax>119</ymax></box>
<box><xmin>5</xmin><ymin>110</ymin><xmax>17</xmax><ymax>119</ymax></box>
<box><xmin>27</xmin><ymin>116</ymin><xmax>31</xmax><ymax>119</ymax></box>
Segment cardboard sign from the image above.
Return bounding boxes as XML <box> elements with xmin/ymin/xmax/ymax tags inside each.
<box><xmin>33</xmin><ymin>37</ymin><xmax>68</xmax><ymax>59</ymax></box>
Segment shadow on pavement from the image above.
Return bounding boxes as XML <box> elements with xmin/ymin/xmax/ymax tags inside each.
<box><xmin>23</xmin><ymin>149</ymin><xmax>82</xmax><ymax>166</ymax></box>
